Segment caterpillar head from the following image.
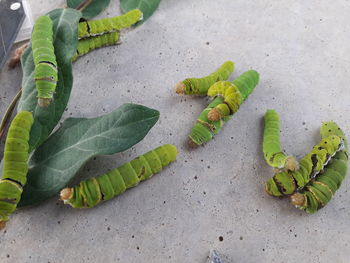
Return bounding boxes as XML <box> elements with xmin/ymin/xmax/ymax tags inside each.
<box><xmin>175</xmin><ymin>82</ymin><xmax>186</xmax><ymax>94</ymax></box>
<box><xmin>290</xmin><ymin>192</ymin><xmax>306</xmax><ymax>207</ymax></box>
<box><xmin>60</xmin><ymin>188</ymin><xmax>73</xmax><ymax>202</ymax></box>
<box><xmin>284</xmin><ymin>156</ymin><xmax>299</xmax><ymax>172</ymax></box>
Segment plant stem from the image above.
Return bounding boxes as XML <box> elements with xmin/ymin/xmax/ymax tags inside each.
<box><xmin>76</xmin><ymin>0</ymin><xmax>93</xmax><ymax>11</ymax></box>
<box><xmin>0</xmin><ymin>89</ymin><xmax>22</xmax><ymax>141</ymax></box>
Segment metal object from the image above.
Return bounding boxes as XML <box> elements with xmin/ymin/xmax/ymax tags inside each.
<box><xmin>0</xmin><ymin>0</ymin><xmax>25</xmax><ymax>69</ymax></box>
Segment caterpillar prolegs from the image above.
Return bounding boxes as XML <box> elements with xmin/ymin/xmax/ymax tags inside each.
<box><xmin>175</xmin><ymin>61</ymin><xmax>235</xmax><ymax>96</ymax></box>
<box><xmin>263</xmin><ymin>110</ymin><xmax>298</xmax><ymax>171</ymax></box>
<box><xmin>32</xmin><ymin>16</ymin><xmax>58</xmax><ymax>107</ymax></box>
<box><xmin>265</xmin><ymin>134</ymin><xmax>344</xmax><ymax>197</ymax></box>
<box><xmin>60</xmin><ymin>144</ymin><xmax>178</xmax><ymax>208</ymax></box>
<box><xmin>206</xmin><ymin>70</ymin><xmax>259</xmax><ymax>121</ymax></box>
<box><xmin>72</xmin><ymin>32</ymin><xmax>120</xmax><ymax>61</ymax></box>
<box><xmin>78</xmin><ymin>9</ymin><xmax>143</xmax><ymax>39</ymax></box>
<box><xmin>290</xmin><ymin>122</ymin><xmax>348</xmax><ymax>213</ymax></box>
<box><xmin>188</xmin><ymin>70</ymin><xmax>259</xmax><ymax>147</ymax></box>
<box><xmin>0</xmin><ymin>111</ymin><xmax>33</xmax><ymax>228</ymax></box>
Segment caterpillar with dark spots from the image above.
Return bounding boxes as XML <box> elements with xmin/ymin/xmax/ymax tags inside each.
<box><xmin>0</xmin><ymin>111</ymin><xmax>34</xmax><ymax>229</ymax></box>
<box><xmin>206</xmin><ymin>70</ymin><xmax>259</xmax><ymax>121</ymax></box>
<box><xmin>72</xmin><ymin>32</ymin><xmax>120</xmax><ymax>61</ymax></box>
<box><xmin>188</xmin><ymin>70</ymin><xmax>259</xmax><ymax>147</ymax></box>
<box><xmin>290</xmin><ymin>122</ymin><xmax>348</xmax><ymax>213</ymax></box>
<box><xmin>175</xmin><ymin>61</ymin><xmax>235</xmax><ymax>96</ymax></box>
<box><xmin>78</xmin><ymin>9</ymin><xmax>142</xmax><ymax>39</ymax></box>
<box><xmin>265</xmin><ymin>134</ymin><xmax>344</xmax><ymax>197</ymax></box>
<box><xmin>263</xmin><ymin>109</ymin><xmax>298</xmax><ymax>172</ymax></box>
<box><xmin>60</xmin><ymin>144</ymin><xmax>177</xmax><ymax>208</ymax></box>
<box><xmin>32</xmin><ymin>16</ymin><xmax>58</xmax><ymax>107</ymax></box>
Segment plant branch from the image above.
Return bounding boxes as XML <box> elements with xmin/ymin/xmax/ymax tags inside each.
<box><xmin>0</xmin><ymin>89</ymin><xmax>22</xmax><ymax>141</ymax></box>
<box><xmin>8</xmin><ymin>42</ymin><xmax>29</xmax><ymax>69</ymax></box>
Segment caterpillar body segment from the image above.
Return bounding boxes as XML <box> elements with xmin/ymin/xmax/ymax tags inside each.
<box><xmin>188</xmin><ymin>70</ymin><xmax>259</xmax><ymax>147</ymax></box>
<box><xmin>175</xmin><ymin>61</ymin><xmax>234</xmax><ymax>96</ymax></box>
<box><xmin>60</xmin><ymin>144</ymin><xmax>178</xmax><ymax>208</ymax></box>
<box><xmin>0</xmin><ymin>111</ymin><xmax>33</xmax><ymax>227</ymax></box>
<box><xmin>78</xmin><ymin>9</ymin><xmax>142</xmax><ymax>39</ymax></box>
<box><xmin>31</xmin><ymin>16</ymin><xmax>58</xmax><ymax>107</ymax></box>
<box><xmin>72</xmin><ymin>32</ymin><xmax>120</xmax><ymax>61</ymax></box>
<box><xmin>188</xmin><ymin>97</ymin><xmax>231</xmax><ymax>147</ymax></box>
<box><xmin>291</xmin><ymin>122</ymin><xmax>348</xmax><ymax>213</ymax></box>
<box><xmin>263</xmin><ymin>110</ymin><xmax>298</xmax><ymax>171</ymax></box>
<box><xmin>207</xmin><ymin>81</ymin><xmax>242</xmax><ymax>121</ymax></box>
<box><xmin>207</xmin><ymin>70</ymin><xmax>259</xmax><ymax>121</ymax></box>
<box><xmin>265</xmin><ymin>135</ymin><xmax>344</xmax><ymax>197</ymax></box>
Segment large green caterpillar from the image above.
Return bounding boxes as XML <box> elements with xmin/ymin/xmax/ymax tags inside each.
<box><xmin>263</xmin><ymin>110</ymin><xmax>298</xmax><ymax>171</ymax></box>
<box><xmin>72</xmin><ymin>32</ymin><xmax>120</xmax><ymax>61</ymax></box>
<box><xmin>60</xmin><ymin>144</ymin><xmax>177</xmax><ymax>208</ymax></box>
<box><xmin>32</xmin><ymin>16</ymin><xmax>58</xmax><ymax>108</ymax></box>
<box><xmin>0</xmin><ymin>111</ymin><xmax>33</xmax><ymax>228</ymax></box>
<box><xmin>290</xmin><ymin>122</ymin><xmax>348</xmax><ymax>213</ymax></box>
<box><xmin>175</xmin><ymin>61</ymin><xmax>235</xmax><ymax>96</ymax></box>
<box><xmin>188</xmin><ymin>70</ymin><xmax>259</xmax><ymax>147</ymax></box>
<box><xmin>78</xmin><ymin>9</ymin><xmax>142</xmax><ymax>39</ymax></box>
<box><xmin>206</xmin><ymin>70</ymin><xmax>259</xmax><ymax>121</ymax></box>
<box><xmin>265</xmin><ymin>135</ymin><xmax>344</xmax><ymax>197</ymax></box>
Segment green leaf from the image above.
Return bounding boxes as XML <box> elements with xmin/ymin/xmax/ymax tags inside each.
<box><xmin>17</xmin><ymin>8</ymin><xmax>82</xmax><ymax>152</ymax></box>
<box><xmin>18</xmin><ymin>104</ymin><xmax>160</xmax><ymax>207</ymax></box>
<box><xmin>120</xmin><ymin>0</ymin><xmax>161</xmax><ymax>25</ymax></box>
<box><xmin>66</xmin><ymin>0</ymin><xmax>111</xmax><ymax>19</ymax></box>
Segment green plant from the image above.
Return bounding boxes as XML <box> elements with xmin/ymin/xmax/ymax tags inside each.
<box><xmin>60</xmin><ymin>144</ymin><xmax>177</xmax><ymax>208</ymax></box>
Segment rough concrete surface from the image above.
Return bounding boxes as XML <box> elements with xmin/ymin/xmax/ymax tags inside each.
<box><xmin>1</xmin><ymin>0</ymin><xmax>350</xmax><ymax>262</ymax></box>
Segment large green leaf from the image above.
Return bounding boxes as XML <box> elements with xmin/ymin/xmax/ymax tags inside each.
<box><xmin>120</xmin><ymin>0</ymin><xmax>161</xmax><ymax>25</ymax></box>
<box><xmin>17</xmin><ymin>8</ymin><xmax>82</xmax><ymax>152</ymax></box>
<box><xmin>66</xmin><ymin>0</ymin><xmax>111</xmax><ymax>19</ymax></box>
<box><xmin>18</xmin><ymin>103</ymin><xmax>159</xmax><ymax>207</ymax></box>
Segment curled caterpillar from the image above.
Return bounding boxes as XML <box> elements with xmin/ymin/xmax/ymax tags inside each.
<box><xmin>206</xmin><ymin>70</ymin><xmax>259</xmax><ymax>121</ymax></box>
<box><xmin>290</xmin><ymin>122</ymin><xmax>348</xmax><ymax>213</ymax></box>
<box><xmin>265</xmin><ymin>135</ymin><xmax>344</xmax><ymax>197</ymax></box>
<box><xmin>32</xmin><ymin>16</ymin><xmax>58</xmax><ymax>107</ymax></box>
<box><xmin>263</xmin><ymin>110</ymin><xmax>298</xmax><ymax>171</ymax></box>
<box><xmin>72</xmin><ymin>32</ymin><xmax>120</xmax><ymax>61</ymax></box>
<box><xmin>188</xmin><ymin>70</ymin><xmax>259</xmax><ymax>147</ymax></box>
<box><xmin>60</xmin><ymin>144</ymin><xmax>177</xmax><ymax>208</ymax></box>
<box><xmin>78</xmin><ymin>9</ymin><xmax>142</xmax><ymax>39</ymax></box>
<box><xmin>0</xmin><ymin>111</ymin><xmax>33</xmax><ymax>228</ymax></box>
<box><xmin>175</xmin><ymin>61</ymin><xmax>234</xmax><ymax>96</ymax></box>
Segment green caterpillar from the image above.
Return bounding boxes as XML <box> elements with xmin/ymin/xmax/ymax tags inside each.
<box><xmin>78</xmin><ymin>9</ymin><xmax>142</xmax><ymax>39</ymax></box>
<box><xmin>0</xmin><ymin>111</ymin><xmax>33</xmax><ymax>228</ymax></box>
<box><xmin>206</xmin><ymin>70</ymin><xmax>259</xmax><ymax>121</ymax></box>
<box><xmin>188</xmin><ymin>70</ymin><xmax>259</xmax><ymax>147</ymax></box>
<box><xmin>265</xmin><ymin>135</ymin><xmax>344</xmax><ymax>197</ymax></box>
<box><xmin>72</xmin><ymin>32</ymin><xmax>120</xmax><ymax>61</ymax></box>
<box><xmin>175</xmin><ymin>61</ymin><xmax>235</xmax><ymax>96</ymax></box>
<box><xmin>290</xmin><ymin>122</ymin><xmax>348</xmax><ymax>213</ymax></box>
<box><xmin>263</xmin><ymin>110</ymin><xmax>298</xmax><ymax>171</ymax></box>
<box><xmin>60</xmin><ymin>144</ymin><xmax>177</xmax><ymax>208</ymax></box>
<box><xmin>32</xmin><ymin>16</ymin><xmax>58</xmax><ymax>108</ymax></box>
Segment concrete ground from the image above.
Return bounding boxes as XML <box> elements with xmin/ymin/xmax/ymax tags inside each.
<box><xmin>1</xmin><ymin>0</ymin><xmax>350</xmax><ymax>262</ymax></box>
